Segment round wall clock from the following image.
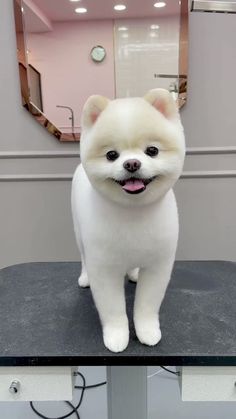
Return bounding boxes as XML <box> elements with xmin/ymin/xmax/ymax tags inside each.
<box><xmin>90</xmin><ymin>45</ymin><xmax>106</xmax><ymax>63</ymax></box>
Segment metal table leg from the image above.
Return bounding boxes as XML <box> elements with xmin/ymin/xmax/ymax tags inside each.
<box><xmin>107</xmin><ymin>366</ymin><xmax>147</xmax><ymax>419</ymax></box>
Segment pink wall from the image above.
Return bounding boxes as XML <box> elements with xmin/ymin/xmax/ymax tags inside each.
<box><xmin>27</xmin><ymin>20</ymin><xmax>115</xmax><ymax>132</ymax></box>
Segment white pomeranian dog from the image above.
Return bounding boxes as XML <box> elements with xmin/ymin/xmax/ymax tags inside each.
<box><xmin>71</xmin><ymin>88</ymin><xmax>185</xmax><ymax>353</ymax></box>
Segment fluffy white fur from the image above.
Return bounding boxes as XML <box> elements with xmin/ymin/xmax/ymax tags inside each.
<box><xmin>71</xmin><ymin>89</ymin><xmax>185</xmax><ymax>353</ymax></box>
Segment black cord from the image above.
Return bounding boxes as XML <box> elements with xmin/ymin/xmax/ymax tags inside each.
<box><xmin>29</xmin><ymin>372</ymin><xmax>87</xmax><ymax>419</ymax></box>
<box><xmin>73</xmin><ymin>372</ymin><xmax>86</xmax><ymax>411</ymax></box>
<box><xmin>30</xmin><ymin>401</ymin><xmax>78</xmax><ymax>419</ymax></box>
<box><xmin>29</xmin><ymin>372</ymin><xmax>107</xmax><ymax>419</ymax></box>
<box><xmin>30</xmin><ymin>401</ymin><xmax>80</xmax><ymax>419</ymax></box>
<box><xmin>65</xmin><ymin>402</ymin><xmax>80</xmax><ymax>419</ymax></box>
<box><xmin>75</xmin><ymin>381</ymin><xmax>106</xmax><ymax>390</ymax></box>
<box><xmin>30</xmin><ymin>367</ymin><xmax>178</xmax><ymax>419</ymax></box>
<box><xmin>160</xmin><ymin>366</ymin><xmax>180</xmax><ymax>376</ymax></box>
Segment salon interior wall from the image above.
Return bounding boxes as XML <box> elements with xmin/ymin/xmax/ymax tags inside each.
<box><xmin>177</xmin><ymin>10</ymin><xmax>236</xmax><ymax>261</ymax></box>
<box><xmin>27</xmin><ymin>15</ymin><xmax>178</xmax><ymax>132</ymax></box>
<box><xmin>114</xmin><ymin>16</ymin><xmax>179</xmax><ymax>97</ymax></box>
<box><xmin>0</xmin><ymin>0</ymin><xmax>236</xmax><ymax>270</ymax></box>
<box><xmin>0</xmin><ymin>0</ymin><xmax>80</xmax><ymax>269</ymax></box>
<box><xmin>27</xmin><ymin>20</ymin><xmax>115</xmax><ymax>132</ymax></box>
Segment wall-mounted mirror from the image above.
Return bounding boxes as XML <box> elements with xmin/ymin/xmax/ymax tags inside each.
<box><xmin>14</xmin><ymin>0</ymin><xmax>188</xmax><ymax>142</ymax></box>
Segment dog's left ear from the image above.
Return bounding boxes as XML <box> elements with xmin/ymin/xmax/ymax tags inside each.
<box><xmin>144</xmin><ymin>88</ymin><xmax>179</xmax><ymax>121</ymax></box>
<box><xmin>81</xmin><ymin>95</ymin><xmax>110</xmax><ymax>129</ymax></box>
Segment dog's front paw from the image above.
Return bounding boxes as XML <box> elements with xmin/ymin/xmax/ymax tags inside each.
<box><xmin>135</xmin><ymin>317</ymin><xmax>162</xmax><ymax>346</ymax></box>
<box><xmin>78</xmin><ymin>272</ymin><xmax>90</xmax><ymax>288</ymax></box>
<box><xmin>103</xmin><ymin>325</ymin><xmax>129</xmax><ymax>353</ymax></box>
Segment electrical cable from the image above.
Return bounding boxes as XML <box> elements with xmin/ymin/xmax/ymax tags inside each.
<box><xmin>29</xmin><ymin>372</ymin><xmax>87</xmax><ymax>419</ymax></box>
<box><xmin>29</xmin><ymin>372</ymin><xmax>106</xmax><ymax>419</ymax></box>
<box><xmin>30</xmin><ymin>400</ymin><xmax>79</xmax><ymax>419</ymax></box>
<box><xmin>30</xmin><ymin>367</ymin><xmax>178</xmax><ymax>419</ymax></box>
<box><xmin>72</xmin><ymin>372</ymin><xmax>86</xmax><ymax>411</ymax></box>
<box><xmin>160</xmin><ymin>366</ymin><xmax>180</xmax><ymax>376</ymax></box>
<box><xmin>30</xmin><ymin>400</ymin><xmax>77</xmax><ymax>419</ymax></box>
<box><xmin>75</xmin><ymin>381</ymin><xmax>107</xmax><ymax>390</ymax></box>
<box><xmin>65</xmin><ymin>403</ymin><xmax>80</xmax><ymax>419</ymax></box>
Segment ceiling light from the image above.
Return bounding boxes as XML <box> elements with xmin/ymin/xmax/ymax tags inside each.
<box><xmin>114</xmin><ymin>4</ymin><xmax>127</xmax><ymax>11</ymax></box>
<box><xmin>118</xmin><ymin>26</ymin><xmax>128</xmax><ymax>31</ymax></box>
<box><xmin>70</xmin><ymin>0</ymin><xmax>81</xmax><ymax>2</ymax></box>
<box><xmin>150</xmin><ymin>24</ymin><xmax>159</xmax><ymax>29</ymax></box>
<box><xmin>154</xmin><ymin>2</ymin><xmax>166</xmax><ymax>8</ymax></box>
<box><xmin>75</xmin><ymin>7</ymin><xmax>87</xmax><ymax>13</ymax></box>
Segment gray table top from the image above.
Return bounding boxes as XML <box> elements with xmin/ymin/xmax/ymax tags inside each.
<box><xmin>0</xmin><ymin>261</ymin><xmax>235</xmax><ymax>367</ymax></box>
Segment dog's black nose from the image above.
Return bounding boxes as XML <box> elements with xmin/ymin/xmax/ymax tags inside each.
<box><xmin>123</xmin><ymin>159</ymin><xmax>141</xmax><ymax>173</ymax></box>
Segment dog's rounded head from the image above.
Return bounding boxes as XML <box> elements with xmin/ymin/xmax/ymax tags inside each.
<box><xmin>80</xmin><ymin>89</ymin><xmax>185</xmax><ymax>206</ymax></box>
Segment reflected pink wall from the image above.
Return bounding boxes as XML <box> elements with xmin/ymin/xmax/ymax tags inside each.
<box><xmin>27</xmin><ymin>20</ymin><xmax>115</xmax><ymax>132</ymax></box>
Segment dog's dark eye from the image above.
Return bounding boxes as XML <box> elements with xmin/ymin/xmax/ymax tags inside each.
<box><xmin>106</xmin><ymin>150</ymin><xmax>119</xmax><ymax>161</ymax></box>
<box><xmin>145</xmin><ymin>146</ymin><xmax>159</xmax><ymax>157</ymax></box>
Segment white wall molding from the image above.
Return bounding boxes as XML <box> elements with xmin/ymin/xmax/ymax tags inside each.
<box><xmin>0</xmin><ymin>170</ymin><xmax>236</xmax><ymax>181</ymax></box>
<box><xmin>0</xmin><ymin>146</ymin><xmax>236</xmax><ymax>159</ymax></box>
<box><xmin>186</xmin><ymin>146</ymin><xmax>236</xmax><ymax>155</ymax></box>
<box><xmin>0</xmin><ymin>174</ymin><xmax>73</xmax><ymax>181</ymax></box>
<box><xmin>182</xmin><ymin>170</ymin><xmax>236</xmax><ymax>178</ymax></box>
<box><xmin>0</xmin><ymin>151</ymin><xmax>80</xmax><ymax>159</ymax></box>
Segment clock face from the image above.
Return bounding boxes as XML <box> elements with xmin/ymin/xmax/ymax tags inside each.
<box><xmin>91</xmin><ymin>46</ymin><xmax>106</xmax><ymax>63</ymax></box>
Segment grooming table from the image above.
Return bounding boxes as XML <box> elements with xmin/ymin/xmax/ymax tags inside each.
<box><xmin>0</xmin><ymin>261</ymin><xmax>236</xmax><ymax>415</ymax></box>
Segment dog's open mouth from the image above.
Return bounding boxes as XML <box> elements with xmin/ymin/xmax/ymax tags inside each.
<box><xmin>114</xmin><ymin>177</ymin><xmax>156</xmax><ymax>194</ymax></box>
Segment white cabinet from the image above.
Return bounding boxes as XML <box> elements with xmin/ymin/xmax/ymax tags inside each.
<box><xmin>0</xmin><ymin>366</ymin><xmax>76</xmax><ymax>401</ymax></box>
<box><xmin>180</xmin><ymin>367</ymin><xmax>236</xmax><ymax>401</ymax></box>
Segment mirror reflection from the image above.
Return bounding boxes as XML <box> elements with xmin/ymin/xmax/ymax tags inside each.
<box><xmin>14</xmin><ymin>0</ymin><xmax>188</xmax><ymax>142</ymax></box>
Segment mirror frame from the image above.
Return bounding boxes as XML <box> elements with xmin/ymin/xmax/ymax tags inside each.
<box><xmin>13</xmin><ymin>0</ymin><xmax>188</xmax><ymax>143</ymax></box>
<box><xmin>178</xmin><ymin>0</ymin><xmax>188</xmax><ymax>108</ymax></box>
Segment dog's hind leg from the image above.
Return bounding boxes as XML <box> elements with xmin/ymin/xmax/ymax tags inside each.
<box><xmin>78</xmin><ymin>251</ymin><xmax>90</xmax><ymax>288</ymax></box>
<box><xmin>127</xmin><ymin>268</ymin><xmax>139</xmax><ymax>283</ymax></box>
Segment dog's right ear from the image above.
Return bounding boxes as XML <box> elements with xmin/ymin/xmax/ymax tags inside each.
<box><xmin>81</xmin><ymin>95</ymin><xmax>110</xmax><ymax>129</ymax></box>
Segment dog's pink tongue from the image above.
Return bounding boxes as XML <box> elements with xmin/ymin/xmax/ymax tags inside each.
<box><xmin>122</xmin><ymin>179</ymin><xmax>145</xmax><ymax>192</ymax></box>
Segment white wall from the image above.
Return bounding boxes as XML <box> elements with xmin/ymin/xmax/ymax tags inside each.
<box><xmin>114</xmin><ymin>16</ymin><xmax>179</xmax><ymax>97</ymax></box>
<box><xmin>0</xmin><ymin>0</ymin><xmax>236</xmax><ymax>270</ymax></box>
<box><xmin>27</xmin><ymin>15</ymin><xmax>179</xmax><ymax>131</ymax></box>
<box><xmin>27</xmin><ymin>20</ymin><xmax>115</xmax><ymax>131</ymax></box>
<box><xmin>176</xmin><ymin>11</ymin><xmax>236</xmax><ymax>260</ymax></box>
<box><xmin>0</xmin><ymin>0</ymin><xmax>80</xmax><ymax>268</ymax></box>
<box><xmin>181</xmin><ymin>12</ymin><xmax>236</xmax><ymax>148</ymax></box>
